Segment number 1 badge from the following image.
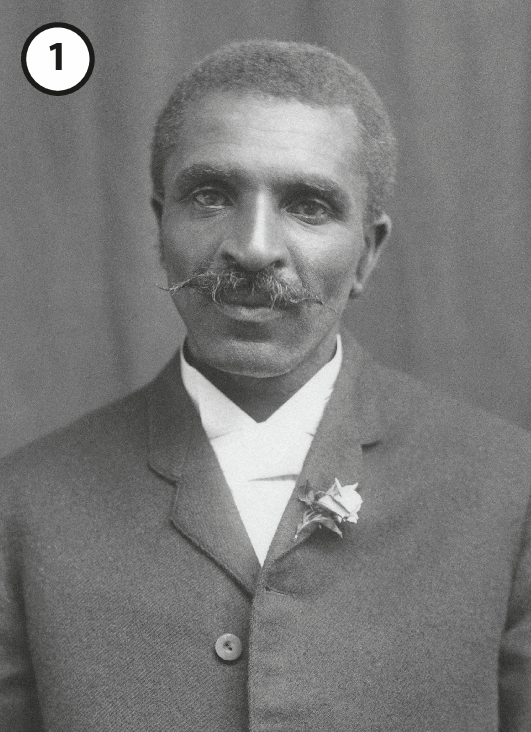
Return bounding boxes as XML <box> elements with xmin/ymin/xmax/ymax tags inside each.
<box><xmin>22</xmin><ymin>23</ymin><xmax>95</xmax><ymax>96</ymax></box>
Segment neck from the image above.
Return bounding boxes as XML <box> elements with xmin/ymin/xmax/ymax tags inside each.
<box><xmin>184</xmin><ymin>335</ymin><xmax>338</xmax><ymax>422</ymax></box>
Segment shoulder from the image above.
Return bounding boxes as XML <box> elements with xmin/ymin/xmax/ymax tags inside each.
<box><xmin>358</xmin><ymin>352</ymin><xmax>531</xmax><ymax>508</ymax></box>
<box><xmin>369</xmin><ymin>355</ymin><xmax>531</xmax><ymax>451</ymax></box>
<box><xmin>0</xmin><ymin>381</ymin><xmax>153</xmax><ymax>512</ymax></box>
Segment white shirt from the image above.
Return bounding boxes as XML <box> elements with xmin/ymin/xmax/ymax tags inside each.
<box><xmin>180</xmin><ymin>337</ymin><xmax>343</xmax><ymax>564</ymax></box>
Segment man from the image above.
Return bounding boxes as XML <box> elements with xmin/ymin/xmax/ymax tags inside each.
<box><xmin>0</xmin><ymin>40</ymin><xmax>529</xmax><ymax>731</ymax></box>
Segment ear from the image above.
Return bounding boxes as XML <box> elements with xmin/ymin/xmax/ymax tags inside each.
<box><xmin>349</xmin><ymin>213</ymin><xmax>392</xmax><ymax>298</ymax></box>
<box><xmin>151</xmin><ymin>195</ymin><xmax>168</xmax><ymax>268</ymax></box>
<box><xmin>151</xmin><ymin>195</ymin><xmax>164</xmax><ymax>226</ymax></box>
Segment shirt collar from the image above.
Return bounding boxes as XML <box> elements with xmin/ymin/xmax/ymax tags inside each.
<box><xmin>180</xmin><ymin>335</ymin><xmax>343</xmax><ymax>441</ymax></box>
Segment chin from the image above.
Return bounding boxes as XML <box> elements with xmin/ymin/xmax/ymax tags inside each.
<box><xmin>190</xmin><ymin>337</ymin><xmax>302</xmax><ymax>379</ymax></box>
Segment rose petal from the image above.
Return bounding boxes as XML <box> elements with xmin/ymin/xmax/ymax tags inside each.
<box><xmin>315</xmin><ymin>494</ymin><xmax>351</xmax><ymax>519</ymax></box>
<box><xmin>329</xmin><ymin>478</ymin><xmax>343</xmax><ymax>498</ymax></box>
<box><xmin>337</xmin><ymin>483</ymin><xmax>362</xmax><ymax>514</ymax></box>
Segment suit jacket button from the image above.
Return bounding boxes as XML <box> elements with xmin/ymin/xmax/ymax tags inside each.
<box><xmin>215</xmin><ymin>633</ymin><xmax>243</xmax><ymax>661</ymax></box>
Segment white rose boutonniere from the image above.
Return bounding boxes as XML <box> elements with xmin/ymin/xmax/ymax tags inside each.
<box><xmin>294</xmin><ymin>478</ymin><xmax>362</xmax><ymax>540</ymax></box>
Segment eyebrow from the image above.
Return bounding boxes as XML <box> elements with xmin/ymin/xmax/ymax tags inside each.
<box><xmin>172</xmin><ymin>164</ymin><xmax>238</xmax><ymax>193</ymax></box>
<box><xmin>171</xmin><ymin>163</ymin><xmax>352</xmax><ymax>213</ymax></box>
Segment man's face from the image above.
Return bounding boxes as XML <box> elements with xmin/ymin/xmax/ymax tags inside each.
<box><xmin>157</xmin><ymin>91</ymin><xmax>388</xmax><ymax>378</ymax></box>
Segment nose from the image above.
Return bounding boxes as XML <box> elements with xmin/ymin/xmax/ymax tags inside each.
<box><xmin>218</xmin><ymin>192</ymin><xmax>287</xmax><ymax>271</ymax></box>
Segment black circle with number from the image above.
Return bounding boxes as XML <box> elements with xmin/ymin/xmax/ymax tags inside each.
<box><xmin>21</xmin><ymin>22</ymin><xmax>95</xmax><ymax>96</ymax></box>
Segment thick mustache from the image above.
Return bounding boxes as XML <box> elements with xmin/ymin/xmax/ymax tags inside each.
<box><xmin>166</xmin><ymin>266</ymin><xmax>325</xmax><ymax>309</ymax></box>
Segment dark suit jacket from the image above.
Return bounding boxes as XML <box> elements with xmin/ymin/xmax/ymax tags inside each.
<box><xmin>0</xmin><ymin>334</ymin><xmax>530</xmax><ymax>731</ymax></box>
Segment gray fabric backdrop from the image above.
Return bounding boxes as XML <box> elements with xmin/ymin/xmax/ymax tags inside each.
<box><xmin>2</xmin><ymin>0</ymin><xmax>530</xmax><ymax>457</ymax></box>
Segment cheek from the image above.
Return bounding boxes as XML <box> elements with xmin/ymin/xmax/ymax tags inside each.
<box><xmin>160</xmin><ymin>218</ymin><xmax>209</xmax><ymax>276</ymax></box>
<box><xmin>299</xmin><ymin>233</ymin><xmax>363</xmax><ymax>299</ymax></box>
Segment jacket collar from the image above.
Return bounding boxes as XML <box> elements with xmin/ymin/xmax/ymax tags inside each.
<box><xmin>148</xmin><ymin>356</ymin><xmax>260</xmax><ymax>595</ymax></box>
<box><xmin>147</xmin><ymin>330</ymin><xmax>386</xmax><ymax>594</ymax></box>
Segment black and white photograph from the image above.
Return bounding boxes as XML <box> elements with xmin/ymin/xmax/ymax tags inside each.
<box><xmin>1</xmin><ymin>2</ymin><xmax>530</xmax><ymax>729</ymax></box>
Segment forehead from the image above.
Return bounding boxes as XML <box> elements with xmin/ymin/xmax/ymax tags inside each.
<box><xmin>162</xmin><ymin>92</ymin><xmax>365</xmax><ymax>195</ymax></box>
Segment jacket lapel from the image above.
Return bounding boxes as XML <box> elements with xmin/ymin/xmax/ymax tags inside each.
<box><xmin>147</xmin><ymin>356</ymin><xmax>260</xmax><ymax>596</ymax></box>
<box><xmin>265</xmin><ymin>331</ymin><xmax>386</xmax><ymax>564</ymax></box>
<box><xmin>146</xmin><ymin>332</ymin><xmax>387</xmax><ymax>590</ymax></box>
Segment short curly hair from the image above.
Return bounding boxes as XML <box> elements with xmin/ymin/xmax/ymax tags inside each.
<box><xmin>151</xmin><ymin>40</ymin><xmax>397</xmax><ymax>222</ymax></box>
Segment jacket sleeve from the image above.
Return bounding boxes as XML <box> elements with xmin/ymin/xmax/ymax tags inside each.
<box><xmin>0</xmin><ymin>471</ymin><xmax>44</xmax><ymax>731</ymax></box>
<box><xmin>499</xmin><ymin>492</ymin><xmax>531</xmax><ymax>730</ymax></box>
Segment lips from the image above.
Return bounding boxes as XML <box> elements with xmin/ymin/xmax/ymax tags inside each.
<box><xmin>213</xmin><ymin>291</ymin><xmax>274</xmax><ymax>308</ymax></box>
<box><xmin>212</xmin><ymin>300</ymin><xmax>284</xmax><ymax>323</ymax></box>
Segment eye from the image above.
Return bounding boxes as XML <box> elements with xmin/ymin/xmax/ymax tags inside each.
<box><xmin>191</xmin><ymin>188</ymin><xmax>231</xmax><ymax>210</ymax></box>
<box><xmin>287</xmin><ymin>198</ymin><xmax>332</xmax><ymax>225</ymax></box>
